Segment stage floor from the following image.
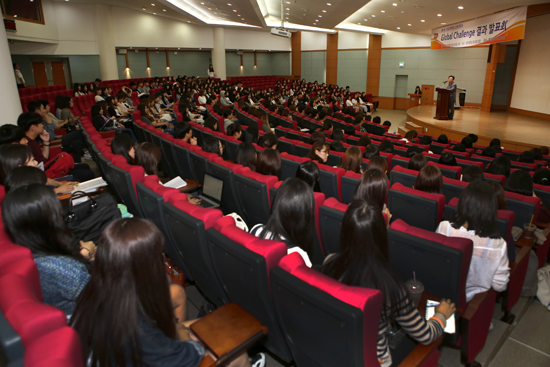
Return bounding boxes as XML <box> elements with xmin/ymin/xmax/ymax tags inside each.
<box><xmin>407</xmin><ymin>105</ymin><xmax>550</xmax><ymax>151</ymax></box>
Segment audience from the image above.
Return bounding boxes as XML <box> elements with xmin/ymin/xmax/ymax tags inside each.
<box><xmin>255</xmin><ymin>149</ymin><xmax>281</xmax><ymax>178</ymax></box>
<box><xmin>295</xmin><ymin>161</ymin><xmax>321</xmax><ymax>192</ymax></box>
<box><xmin>408</xmin><ymin>153</ymin><xmax>428</xmax><ymax>171</ymax></box>
<box><xmin>462</xmin><ymin>165</ymin><xmax>484</xmax><ymax>183</ymax></box>
<box><xmin>415</xmin><ymin>166</ymin><xmax>443</xmax><ymax>194</ymax></box>
<box><xmin>353</xmin><ymin>168</ymin><xmax>390</xmax><ymax>218</ymax></box>
<box><xmin>111</xmin><ymin>134</ymin><xmax>135</xmax><ymax>165</ymax></box>
<box><xmin>486</xmin><ymin>156</ymin><xmax>511</xmax><ymax>178</ymax></box>
<box><xmin>339</xmin><ymin>146</ymin><xmax>363</xmax><ymax>174</ymax></box>
<box><xmin>234</xmin><ymin>142</ymin><xmax>257</xmax><ymax>170</ymax></box>
<box><xmin>436</xmin><ymin>182</ymin><xmax>509</xmax><ymax>301</ymax></box>
<box><xmin>306</xmin><ymin>142</ymin><xmax>330</xmax><ymax>164</ymax></box>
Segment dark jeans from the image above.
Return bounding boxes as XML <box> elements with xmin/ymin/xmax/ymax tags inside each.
<box><xmin>70</xmin><ymin>163</ymin><xmax>95</xmax><ymax>182</ymax></box>
<box><xmin>61</xmin><ymin>130</ymin><xmax>86</xmax><ymax>163</ymax></box>
<box><xmin>17</xmin><ymin>84</ymin><xmax>25</xmax><ymax>89</ymax></box>
<box><xmin>448</xmin><ymin>98</ymin><xmax>455</xmax><ymax>119</ymax></box>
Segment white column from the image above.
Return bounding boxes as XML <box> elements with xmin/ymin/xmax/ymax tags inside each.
<box><xmin>211</xmin><ymin>27</ymin><xmax>226</xmax><ymax>80</ymax></box>
<box><xmin>94</xmin><ymin>4</ymin><xmax>119</xmax><ymax>81</ymax></box>
<box><xmin>0</xmin><ymin>24</ymin><xmax>22</xmax><ymax>126</ymax></box>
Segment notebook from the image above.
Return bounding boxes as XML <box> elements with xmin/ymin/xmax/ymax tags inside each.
<box><xmin>197</xmin><ymin>174</ymin><xmax>223</xmax><ymax>208</ymax></box>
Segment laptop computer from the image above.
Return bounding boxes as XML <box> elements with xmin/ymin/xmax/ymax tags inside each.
<box><xmin>197</xmin><ymin>173</ymin><xmax>223</xmax><ymax>208</ymax></box>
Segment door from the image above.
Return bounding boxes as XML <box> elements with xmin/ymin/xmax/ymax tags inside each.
<box><xmin>394</xmin><ymin>75</ymin><xmax>409</xmax><ymax>110</ymax></box>
<box><xmin>32</xmin><ymin>62</ymin><xmax>49</xmax><ymax>87</ymax></box>
<box><xmin>51</xmin><ymin>62</ymin><xmax>66</xmax><ymax>87</ymax></box>
<box><xmin>421</xmin><ymin>85</ymin><xmax>435</xmax><ymax>105</ymax></box>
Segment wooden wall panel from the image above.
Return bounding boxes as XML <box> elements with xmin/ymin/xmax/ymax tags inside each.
<box><xmin>481</xmin><ymin>43</ymin><xmax>503</xmax><ymax>112</ymax></box>
<box><xmin>366</xmin><ymin>34</ymin><xmax>381</xmax><ymax>96</ymax></box>
<box><xmin>326</xmin><ymin>33</ymin><xmax>338</xmax><ymax>85</ymax></box>
<box><xmin>291</xmin><ymin>32</ymin><xmax>301</xmax><ymax>79</ymax></box>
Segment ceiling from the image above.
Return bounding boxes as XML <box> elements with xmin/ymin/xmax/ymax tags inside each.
<box><xmin>55</xmin><ymin>0</ymin><xmax>547</xmax><ymax>33</ymax></box>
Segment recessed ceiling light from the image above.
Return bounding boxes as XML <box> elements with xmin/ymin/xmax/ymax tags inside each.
<box><xmin>214</xmin><ymin>12</ymin><xmax>217</xmax><ymax>14</ymax></box>
<box><xmin>13</xmin><ymin>14</ymin><xmax>17</xmax><ymax>17</ymax></box>
<box><xmin>200</xmin><ymin>2</ymin><xmax>204</xmax><ymax>4</ymax></box>
<box><xmin>187</xmin><ymin>21</ymin><xmax>190</xmax><ymax>23</ymax></box>
<box><xmin>358</xmin><ymin>23</ymin><xmax>361</xmax><ymax>25</ymax></box>
<box><xmin>381</xmin><ymin>10</ymin><xmax>385</xmax><ymax>13</ymax></box>
<box><xmin>233</xmin><ymin>9</ymin><xmax>237</xmax><ymax>12</ymax></box>
<box><xmin>441</xmin><ymin>22</ymin><xmax>446</xmax><ymax>25</ymax></box>
<box><xmin>393</xmin><ymin>3</ymin><xmax>397</xmax><ymax>6</ymax></box>
<box><xmin>241</xmin><ymin>18</ymin><xmax>244</xmax><ymax>20</ymax></box>
<box><xmin>207</xmin><ymin>8</ymin><xmax>211</xmax><ymax>10</ymax></box>
<box><xmin>322</xmin><ymin>10</ymin><xmax>326</xmax><ymax>12</ymax></box>
<box><xmin>286</xmin><ymin>12</ymin><xmax>289</xmax><ymax>15</ymax></box>
<box><xmin>397</xmin><ymin>26</ymin><xmax>400</xmax><ymax>29</ymax></box>
<box><xmin>318</xmin><ymin>15</ymin><xmax>322</xmax><ymax>17</ymax></box>
<box><xmin>286</xmin><ymin>17</ymin><xmax>289</xmax><ymax>19</ymax></box>
<box><xmin>286</xmin><ymin>8</ymin><xmax>290</xmax><ymax>10</ymax></box>
<box><xmin>437</xmin><ymin>14</ymin><xmax>442</xmax><ymax>16</ymax></box>
<box><xmin>421</xmin><ymin>19</ymin><xmax>425</xmax><ymax>22</ymax></box>
<box><xmin>327</xmin><ymin>3</ymin><xmax>331</xmax><ymax>6</ymax></box>
<box><xmin>408</xmin><ymin>23</ymin><xmax>411</xmax><ymax>26</ymax></box>
<box><xmin>151</xmin><ymin>3</ymin><xmax>155</xmax><ymax>6</ymax></box>
<box><xmin>286</xmin><ymin>1</ymin><xmax>290</xmax><ymax>3</ymax></box>
<box><xmin>227</xmin><ymin>3</ymin><xmax>232</xmax><ymax>5</ymax></box>
<box><xmin>364</xmin><ymin>18</ymin><xmax>368</xmax><ymax>21</ymax></box>
<box><xmin>142</xmin><ymin>7</ymin><xmax>146</xmax><ymax>10</ymax></box>
<box><xmin>153</xmin><ymin>12</ymin><xmax>156</xmax><ymax>15</ymax></box>
<box><xmin>372</xmin><ymin>15</ymin><xmax>376</xmax><ymax>17</ymax></box>
<box><xmin>458</xmin><ymin>6</ymin><xmax>464</xmax><ymax>9</ymax></box>
<box><xmin>163</xmin><ymin>9</ymin><xmax>166</xmax><ymax>11</ymax></box>
<box><xmin>237</xmin><ymin>14</ymin><xmax>241</xmax><ymax>16</ymax></box>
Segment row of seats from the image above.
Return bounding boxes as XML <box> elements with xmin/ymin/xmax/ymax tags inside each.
<box><xmin>18</xmin><ymin>84</ymin><xmax>65</xmax><ymax>97</ymax></box>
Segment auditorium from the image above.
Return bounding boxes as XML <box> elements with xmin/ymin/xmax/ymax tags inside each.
<box><xmin>1</xmin><ymin>0</ymin><xmax>550</xmax><ymax>366</ymax></box>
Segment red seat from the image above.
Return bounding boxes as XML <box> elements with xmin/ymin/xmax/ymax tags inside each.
<box><xmin>25</xmin><ymin>326</ymin><xmax>83</xmax><ymax>367</ymax></box>
<box><xmin>340</xmin><ymin>170</ymin><xmax>362</xmax><ymax>205</ymax></box>
<box><xmin>234</xmin><ymin>168</ymin><xmax>279</xmax><ymax>226</ymax></box>
<box><xmin>315</xmin><ymin>163</ymin><xmax>345</xmax><ymax>201</ymax></box>
<box><xmin>427</xmin><ymin>161</ymin><xmax>462</xmax><ymax>180</ymax></box>
<box><xmin>389</xmin><ymin>165</ymin><xmax>419</xmax><ymax>188</ymax></box>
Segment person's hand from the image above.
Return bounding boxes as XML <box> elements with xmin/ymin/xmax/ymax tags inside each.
<box><xmin>79</xmin><ymin>240</ymin><xmax>97</xmax><ymax>261</ymax></box>
<box><xmin>53</xmin><ymin>182</ymin><xmax>76</xmax><ymax>194</ymax></box>
<box><xmin>435</xmin><ymin>299</ymin><xmax>456</xmax><ymax>320</ymax></box>
<box><xmin>188</xmin><ymin>197</ymin><xmax>201</xmax><ymax>206</ymax></box>
<box><xmin>43</xmin><ymin>113</ymin><xmax>52</xmax><ymax>124</ymax></box>
<box><xmin>190</xmin><ymin>137</ymin><xmax>197</xmax><ymax>146</ymax></box>
<box><xmin>40</xmin><ymin>130</ymin><xmax>50</xmax><ymax>142</ymax></box>
<box><xmin>119</xmin><ymin>123</ymin><xmax>125</xmax><ymax>129</ymax></box>
<box><xmin>384</xmin><ymin>207</ymin><xmax>392</xmax><ymax>228</ymax></box>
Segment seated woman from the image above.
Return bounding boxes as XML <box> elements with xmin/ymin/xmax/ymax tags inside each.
<box><xmin>137</xmin><ymin>103</ymin><xmax>169</xmax><ymax>129</ymax></box>
<box><xmin>59</xmin><ymin>96</ymin><xmax>81</xmax><ymax>128</ymax></box>
<box><xmin>353</xmin><ymin>168</ymin><xmax>391</xmax><ymax>221</ymax></box>
<box><xmin>74</xmin><ymin>83</ymin><xmax>85</xmax><ymax>97</ymax></box>
<box><xmin>438</xmin><ymin>152</ymin><xmax>457</xmax><ymax>166</ymax></box>
<box><xmin>135</xmin><ymin>142</ymin><xmax>161</xmax><ymax>176</ymax></box>
<box><xmin>415</xmin><ymin>165</ymin><xmax>443</xmax><ymax>194</ymax></box>
<box><xmin>250</xmin><ymin>178</ymin><xmax>315</xmax><ymax>267</ymax></box>
<box><xmin>486</xmin><ymin>156</ymin><xmax>511</xmax><ymax>178</ymax></box>
<box><xmin>401</xmin><ymin>130</ymin><xmax>418</xmax><ymax>143</ymax></box>
<box><xmin>367</xmin><ymin>156</ymin><xmax>388</xmax><ymax>174</ymax></box>
<box><xmin>306</xmin><ymin>142</ymin><xmax>330</xmax><ymax>165</ymax></box>
<box><xmin>296</xmin><ymin>161</ymin><xmax>321</xmax><ymax>192</ymax></box>
<box><xmin>235</xmin><ymin>142</ymin><xmax>256</xmax><ymax>171</ymax></box>
<box><xmin>339</xmin><ymin>146</ymin><xmax>363</xmax><ymax>174</ymax></box>
<box><xmin>533</xmin><ymin>168</ymin><xmax>550</xmax><ymax>186</ymax></box>
<box><xmin>4</xmin><ymin>166</ymin><xmax>47</xmax><ymax>193</ymax></box>
<box><xmin>2</xmin><ymin>184</ymin><xmax>95</xmax><ymax>315</ymax></box>
<box><xmin>202</xmin><ymin>136</ymin><xmax>224</xmax><ymax>158</ymax></box>
<box><xmin>71</xmin><ymin>218</ymin><xmax>254</xmax><ymax>367</ymax></box>
<box><xmin>0</xmin><ymin>144</ymin><xmax>75</xmax><ymax>194</ymax></box>
<box><xmin>226</xmin><ymin>123</ymin><xmax>243</xmax><ymax>141</ymax></box>
<box><xmin>258</xmin><ymin>132</ymin><xmax>278</xmax><ymax>149</ymax></box>
<box><xmin>363</xmin><ymin>144</ymin><xmax>380</xmax><ymax>160</ymax></box>
<box><xmin>462</xmin><ymin>165</ymin><xmax>484</xmax><ymax>183</ymax></box>
<box><xmin>174</xmin><ymin>122</ymin><xmax>198</xmax><ymax>145</ymax></box>
<box><xmin>408</xmin><ymin>153</ymin><xmax>428</xmax><ymax>171</ymax></box>
<box><xmin>255</xmin><ymin>149</ymin><xmax>281</xmax><ymax>178</ymax></box>
<box><xmin>504</xmin><ymin>169</ymin><xmax>550</xmax><ymax>222</ymax></box>
<box><xmin>322</xmin><ymin>200</ymin><xmax>454</xmax><ymax>366</ymax></box>
<box><xmin>436</xmin><ymin>181</ymin><xmax>510</xmax><ymax>301</ymax></box>
<box><xmin>111</xmin><ymin>134</ymin><xmax>135</xmax><ymax>165</ymax></box>
<box><xmin>204</xmin><ymin>118</ymin><xmax>219</xmax><ymax>132</ymax></box>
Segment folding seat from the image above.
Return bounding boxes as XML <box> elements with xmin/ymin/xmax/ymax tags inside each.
<box><xmin>158</xmin><ymin>133</ymin><xmax>179</xmax><ymax>178</ymax></box>
<box><xmin>25</xmin><ymin>326</ymin><xmax>84</xmax><ymax>367</ymax></box>
<box><xmin>405</xmin><ymin>142</ymin><xmax>429</xmax><ymax>152</ymax></box>
<box><xmin>482</xmin><ymin>172</ymin><xmax>506</xmax><ymax>186</ymax></box>
<box><xmin>285</xmin><ymin>129</ymin><xmax>302</xmax><ymax>142</ymax></box>
<box><xmin>325</xmin><ymin>151</ymin><xmax>344</xmax><ymax>167</ymax></box>
<box><xmin>504</xmin><ymin>190</ymin><xmax>540</xmax><ymax>227</ymax></box>
<box><xmin>189</xmin><ymin>149</ymin><xmax>219</xmax><ymax>185</ymax></box>
<box><xmin>315</xmin><ymin>164</ymin><xmax>345</xmax><ymax>201</ymax></box>
<box><xmin>276</xmin><ymin>136</ymin><xmax>296</xmax><ymax>155</ymax></box>
<box><xmin>469</xmin><ymin>154</ymin><xmax>493</xmax><ymax>169</ymax></box>
<box><xmin>163</xmin><ymin>195</ymin><xmax>227</xmax><ymax>306</ymax></box>
<box><xmin>442</xmin><ymin>149</ymin><xmax>470</xmax><ymax>160</ymax></box>
<box><xmin>501</xmin><ymin>149</ymin><xmax>521</xmax><ymax>161</ymax></box>
<box><xmin>427</xmin><ymin>161</ymin><xmax>462</xmax><ymax>180</ymax></box>
<box><xmin>235</xmin><ymin>166</ymin><xmax>280</xmax><ymax>222</ymax></box>
<box><xmin>391</xmin><ymin>155</ymin><xmax>410</xmax><ymax>170</ymax></box>
<box><xmin>280</xmin><ymin>152</ymin><xmax>309</xmax><ymax>180</ymax></box>
<box><xmin>205</xmin><ymin>218</ymin><xmax>293</xmax><ymax>362</ymax></box>
<box><xmin>110</xmin><ymin>156</ymin><xmax>145</xmax><ymax>217</ymax></box>
<box><xmin>510</xmin><ymin>161</ymin><xmax>537</xmax><ymax>172</ymax></box>
<box><xmin>340</xmin><ymin>170</ymin><xmax>362</xmax><ymax>205</ymax></box>
<box><xmin>422</xmin><ymin>153</ymin><xmax>441</xmax><ymax>163</ymax></box>
<box><xmin>318</xmin><ymin>198</ymin><xmax>348</xmax><ymax>255</ymax></box>
<box><xmin>455</xmin><ymin>159</ymin><xmax>484</xmax><ymax>173</ymax></box>
<box><xmin>388</xmin><ymin>182</ymin><xmax>445</xmax><ymax>231</ymax></box>
<box><xmin>441</xmin><ymin>176</ymin><xmax>468</xmax><ymax>203</ymax></box>
<box><xmin>392</xmin><ymin>145</ymin><xmax>408</xmax><ymax>157</ymax></box>
<box><xmin>0</xmin><ymin>273</ymin><xmax>67</xmax><ymax>348</ymax></box>
<box><xmin>389</xmin><ymin>165</ymin><xmax>418</xmax><ymax>188</ymax></box>
<box><xmin>270</xmin><ymin>253</ymin><xmax>440</xmax><ymax>367</ymax></box>
<box><xmin>430</xmin><ymin>142</ymin><xmax>450</xmax><ymax>155</ymax></box>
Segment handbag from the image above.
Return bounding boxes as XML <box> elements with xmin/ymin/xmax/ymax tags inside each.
<box><xmin>63</xmin><ymin>191</ymin><xmax>121</xmax><ymax>243</ymax></box>
<box><xmin>45</xmin><ymin>152</ymin><xmax>75</xmax><ymax>179</ymax></box>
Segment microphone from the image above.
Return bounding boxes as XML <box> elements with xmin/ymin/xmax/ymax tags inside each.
<box><xmin>443</xmin><ymin>81</ymin><xmax>448</xmax><ymax>84</ymax></box>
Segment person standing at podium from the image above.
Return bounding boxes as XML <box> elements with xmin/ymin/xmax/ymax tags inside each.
<box><xmin>446</xmin><ymin>75</ymin><xmax>457</xmax><ymax>120</ymax></box>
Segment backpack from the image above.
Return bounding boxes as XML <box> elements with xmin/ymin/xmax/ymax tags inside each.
<box><xmin>45</xmin><ymin>152</ymin><xmax>75</xmax><ymax>179</ymax></box>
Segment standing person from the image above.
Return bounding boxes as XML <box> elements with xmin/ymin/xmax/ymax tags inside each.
<box><xmin>14</xmin><ymin>63</ymin><xmax>26</xmax><ymax>88</ymax></box>
<box><xmin>446</xmin><ymin>75</ymin><xmax>456</xmax><ymax>120</ymax></box>
<box><xmin>207</xmin><ymin>64</ymin><xmax>215</xmax><ymax>78</ymax></box>
<box><xmin>414</xmin><ymin>86</ymin><xmax>422</xmax><ymax>95</ymax></box>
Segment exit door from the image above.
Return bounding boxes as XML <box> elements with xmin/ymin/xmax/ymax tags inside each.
<box><xmin>51</xmin><ymin>62</ymin><xmax>66</xmax><ymax>86</ymax></box>
<box><xmin>32</xmin><ymin>62</ymin><xmax>49</xmax><ymax>87</ymax></box>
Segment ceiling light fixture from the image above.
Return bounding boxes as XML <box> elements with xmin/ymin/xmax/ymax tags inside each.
<box><xmin>381</xmin><ymin>10</ymin><xmax>385</xmax><ymax>13</ymax></box>
<box><xmin>437</xmin><ymin>14</ymin><xmax>442</xmax><ymax>16</ymax></box>
<box><xmin>151</xmin><ymin>3</ymin><xmax>155</xmax><ymax>6</ymax></box>
<box><xmin>322</xmin><ymin>10</ymin><xmax>326</xmax><ymax>13</ymax></box>
<box><xmin>397</xmin><ymin>26</ymin><xmax>400</xmax><ymax>29</ymax></box>
<box><xmin>327</xmin><ymin>3</ymin><xmax>331</xmax><ymax>6</ymax></box>
<box><xmin>142</xmin><ymin>7</ymin><xmax>146</xmax><ymax>10</ymax></box>
<box><xmin>318</xmin><ymin>15</ymin><xmax>322</xmax><ymax>17</ymax></box>
<box><xmin>393</xmin><ymin>3</ymin><xmax>397</xmax><ymax>6</ymax></box>
<box><xmin>227</xmin><ymin>3</ymin><xmax>232</xmax><ymax>6</ymax></box>
<box><xmin>163</xmin><ymin>9</ymin><xmax>166</xmax><ymax>11</ymax></box>
<box><xmin>408</xmin><ymin>23</ymin><xmax>411</xmax><ymax>26</ymax></box>
<box><xmin>421</xmin><ymin>19</ymin><xmax>425</xmax><ymax>22</ymax></box>
<box><xmin>286</xmin><ymin>8</ymin><xmax>290</xmax><ymax>10</ymax></box>
<box><xmin>372</xmin><ymin>15</ymin><xmax>376</xmax><ymax>17</ymax></box>
<box><xmin>13</xmin><ymin>14</ymin><xmax>17</xmax><ymax>17</ymax></box>
<box><xmin>233</xmin><ymin>9</ymin><xmax>237</xmax><ymax>12</ymax></box>
<box><xmin>441</xmin><ymin>22</ymin><xmax>446</xmax><ymax>25</ymax></box>
<box><xmin>358</xmin><ymin>23</ymin><xmax>361</xmax><ymax>25</ymax></box>
<box><xmin>153</xmin><ymin>12</ymin><xmax>156</xmax><ymax>15</ymax></box>
<box><xmin>458</xmin><ymin>6</ymin><xmax>464</xmax><ymax>10</ymax></box>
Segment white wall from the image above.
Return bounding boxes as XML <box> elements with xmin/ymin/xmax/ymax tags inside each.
<box><xmin>381</xmin><ymin>30</ymin><xmax>431</xmax><ymax>48</ymax></box>
<box><xmin>224</xmin><ymin>28</ymin><xmax>291</xmax><ymax>51</ymax></box>
<box><xmin>338</xmin><ymin>31</ymin><xmax>369</xmax><ymax>50</ymax></box>
<box><xmin>301</xmin><ymin>31</ymin><xmax>327</xmax><ymax>51</ymax></box>
<box><xmin>510</xmin><ymin>13</ymin><xmax>550</xmax><ymax>114</ymax></box>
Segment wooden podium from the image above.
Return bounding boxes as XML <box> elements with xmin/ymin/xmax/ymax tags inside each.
<box><xmin>408</xmin><ymin>93</ymin><xmax>422</xmax><ymax>109</ymax></box>
<box><xmin>434</xmin><ymin>88</ymin><xmax>450</xmax><ymax>120</ymax></box>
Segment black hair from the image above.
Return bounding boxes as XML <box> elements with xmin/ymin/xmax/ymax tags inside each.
<box><xmin>296</xmin><ymin>161</ymin><xmax>321</xmax><ymax>192</ymax></box>
<box><xmin>372</xmin><ymin>116</ymin><xmax>381</xmax><ymax>124</ymax></box>
<box><xmin>379</xmin><ymin>140</ymin><xmax>394</xmax><ymax>154</ymax></box>
<box><xmin>461</xmin><ymin>136</ymin><xmax>473</xmax><ymax>149</ymax></box>
<box><xmin>408</xmin><ymin>153</ymin><xmax>428</xmax><ymax>171</ymax></box>
<box><xmin>331</xmin><ymin>141</ymin><xmax>345</xmax><ymax>152</ymax></box>
<box><xmin>4</xmin><ymin>166</ymin><xmax>47</xmax><ymax>193</ymax></box>
<box><xmin>364</xmin><ymin>144</ymin><xmax>380</xmax><ymax>159</ymax></box>
<box><xmin>234</xmin><ymin>142</ymin><xmax>256</xmax><ymax>170</ymax></box>
<box><xmin>452</xmin><ymin>144</ymin><xmax>466</xmax><ymax>152</ymax></box>
<box><xmin>91</xmin><ymin>105</ymin><xmax>102</xmax><ymax>116</ymax></box>
<box><xmin>486</xmin><ymin>156</ymin><xmax>511</xmax><ymax>178</ymax></box>
<box><xmin>204</xmin><ymin>117</ymin><xmax>218</xmax><ymax>132</ymax></box>
<box><xmin>357</xmin><ymin>135</ymin><xmax>371</xmax><ymax>148</ymax></box>
<box><xmin>260</xmin><ymin>178</ymin><xmax>314</xmax><ymax>257</ymax></box>
<box><xmin>406</xmin><ymin>146</ymin><xmax>424</xmax><ymax>158</ymax></box>
<box><xmin>0</xmin><ymin>144</ymin><xmax>34</xmax><ymax>185</ymax></box>
<box><xmin>17</xmin><ymin>112</ymin><xmax>43</xmax><ymax>133</ymax></box>
<box><xmin>438</xmin><ymin>134</ymin><xmax>448</xmax><ymax>144</ymax></box>
<box><xmin>420</xmin><ymin>135</ymin><xmax>432</xmax><ymax>146</ymax></box>
<box><xmin>321</xmin><ymin>199</ymin><xmax>405</xmax><ymax>322</ymax></box>
<box><xmin>332</xmin><ymin>129</ymin><xmax>344</xmax><ymax>142</ymax></box>
<box><xmin>451</xmin><ymin>181</ymin><xmax>501</xmax><ymax>239</ymax></box>
<box><xmin>504</xmin><ymin>170</ymin><xmax>533</xmax><ymax>196</ymax></box>
<box><xmin>467</xmin><ymin>134</ymin><xmax>478</xmax><ymax>143</ymax></box>
<box><xmin>111</xmin><ymin>134</ymin><xmax>135</xmax><ymax>165</ymax></box>
<box><xmin>173</xmin><ymin>122</ymin><xmax>192</xmax><ymax>140</ymax></box>
<box><xmin>0</xmin><ymin>125</ymin><xmax>26</xmax><ymax>146</ymax></box>
<box><xmin>259</xmin><ymin>133</ymin><xmax>278</xmax><ymax>149</ymax></box>
<box><xmin>27</xmin><ymin>100</ymin><xmax>43</xmax><ymax>114</ymax></box>
<box><xmin>202</xmin><ymin>136</ymin><xmax>222</xmax><ymax>156</ymax></box>
<box><xmin>519</xmin><ymin>151</ymin><xmax>535</xmax><ymax>164</ymax></box>
<box><xmin>462</xmin><ymin>165</ymin><xmax>484</xmax><ymax>183</ymax></box>
<box><xmin>256</xmin><ymin>148</ymin><xmax>281</xmax><ymax>178</ymax></box>
<box><xmin>353</xmin><ymin>169</ymin><xmax>388</xmax><ymax>211</ymax></box>
<box><xmin>438</xmin><ymin>152</ymin><xmax>457</xmax><ymax>166</ymax></box>
<box><xmin>481</xmin><ymin>147</ymin><xmax>496</xmax><ymax>158</ymax></box>
<box><xmin>534</xmin><ymin>169</ymin><xmax>550</xmax><ymax>186</ymax></box>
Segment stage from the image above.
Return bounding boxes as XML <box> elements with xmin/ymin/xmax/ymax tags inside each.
<box><xmin>406</xmin><ymin>105</ymin><xmax>550</xmax><ymax>152</ymax></box>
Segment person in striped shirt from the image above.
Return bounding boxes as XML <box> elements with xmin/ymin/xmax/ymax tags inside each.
<box><xmin>322</xmin><ymin>200</ymin><xmax>456</xmax><ymax>366</ymax></box>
